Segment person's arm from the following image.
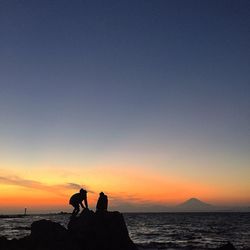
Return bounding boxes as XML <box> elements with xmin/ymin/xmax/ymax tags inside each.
<box><xmin>80</xmin><ymin>201</ymin><xmax>84</xmax><ymax>208</ymax></box>
<box><xmin>84</xmin><ymin>198</ymin><xmax>88</xmax><ymax>209</ymax></box>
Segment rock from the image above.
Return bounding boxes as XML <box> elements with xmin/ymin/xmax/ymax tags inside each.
<box><xmin>216</xmin><ymin>242</ymin><xmax>237</xmax><ymax>250</ymax></box>
<box><xmin>31</xmin><ymin>219</ymin><xmax>67</xmax><ymax>241</ymax></box>
<box><xmin>30</xmin><ymin>219</ymin><xmax>69</xmax><ymax>250</ymax></box>
<box><xmin>0</xmin><ymin>236</ymin><xmax>30</xmax><ymax>250</ymax></box>
<box><xmin>0</xmin><ymin>236</ymin><xmax>8</xmax><ymax>249</ymax></box>
<box><xmin>17</xmin><ymin>210</ymin><xmax>137</xmax><ymax>250</ymax></box>
<box><xmin>0</xmin><ymin>210</ymin><xmax>137</xmax><ymax>250</ymax></box>
<box><xmin>68</xmin><ymin>209</ymin><xmax>138</xmax><ymax>250</ymax></box>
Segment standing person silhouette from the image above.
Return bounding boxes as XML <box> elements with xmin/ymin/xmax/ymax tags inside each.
<box><xmin>69</xmin><ymin>188</ymin><xmax>88</xmax><ymax>217</ymax></box>
<box><xmin>96</xmin><ymin>192</ymin><xmax>108</xmax><ymax>212</ymax></box>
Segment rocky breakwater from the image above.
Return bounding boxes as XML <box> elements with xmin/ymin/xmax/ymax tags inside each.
<box><xmin>0</xmin><ymin>209</ymin><xmax>138</xmax><ymax>250</ymax></box>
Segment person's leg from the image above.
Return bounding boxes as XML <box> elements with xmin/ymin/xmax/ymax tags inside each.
<box><xmin>75</xmin><ymin>205</ymin><xmax>80</xmax><ymax>215</ymax></box>
<box><xmin>72</xmin><ymin>204</ymin><xmax>80</xmax><ymax>217</ymax></box>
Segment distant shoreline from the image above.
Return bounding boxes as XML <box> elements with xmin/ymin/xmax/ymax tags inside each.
<box><xmin>1</xmin><ymin>211</ymin><xmax>250</xmax><ymax>218</ymax></box>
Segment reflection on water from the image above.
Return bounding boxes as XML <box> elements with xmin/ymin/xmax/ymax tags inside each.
<box><xmin>0</xmin><ymin>213</ymin><xmax>250</xmax><ymax>249</ymax></box>
<box><xmin>125</xmin><ymin>213</ymin><xmax>250</xmax><ymax>249</ymax></box>
<box><xmin>0</xmin><ymin>214</ymin><xmax>69</xmax><ymax>239</ymax></box>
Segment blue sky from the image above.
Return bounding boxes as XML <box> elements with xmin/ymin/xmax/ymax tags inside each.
<box><xmin>0</xmin><ymin>0</ymin><xmax>249</xmax><ymax>211</ymax></box>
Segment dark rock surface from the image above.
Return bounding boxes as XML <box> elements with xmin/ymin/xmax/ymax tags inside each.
<box><xmin>31</xmin><ymin>219</ymin><xmax>67</xmax><ymax>241</ymax></box>
<box><xmin>0</xmin><ymin>210</ymin><xmax>138</xmax><ymax>250</ymax></box>
<box><xmin>216</xmin><ymin>242</ymin><xmax>237</xmax><ymax>250</ymax></box>
<box><xmin>68</xmin><ymin>209</ymin><xmax>137</xmax><ymax>250</ymax></box>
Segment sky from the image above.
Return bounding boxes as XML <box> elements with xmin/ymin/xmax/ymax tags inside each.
<box><xmin>0</xmin><ymin>0</ymin><xmax>249</xmax><ymax>213</ymax></box>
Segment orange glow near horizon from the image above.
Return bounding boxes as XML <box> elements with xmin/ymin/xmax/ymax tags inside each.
<box><xmin>1</xmin><ymin>164</ymin><xmax>250</xmax><ymax>213</ymax></box>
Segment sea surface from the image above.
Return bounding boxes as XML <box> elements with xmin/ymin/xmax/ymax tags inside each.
<box><xmin>0</xmin><ymin>212</ymin><xmax>250</xmax><ymax>249</ymax></box>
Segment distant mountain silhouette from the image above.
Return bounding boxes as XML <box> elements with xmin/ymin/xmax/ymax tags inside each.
<box><xmin>110</xmin><ymin>198</ymin><xmax>250</xmax><ymax>212</ymax></box>
<box><xmin>175</xmin><ymin>198</ymin><xmax>215</xmax><ymax>212</ymax></box>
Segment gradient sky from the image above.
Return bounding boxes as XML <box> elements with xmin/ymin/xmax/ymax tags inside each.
<box><xmin>0</xmin><ymin>0</ymin><xmax>249</xmax><ymax>213</ymax></box>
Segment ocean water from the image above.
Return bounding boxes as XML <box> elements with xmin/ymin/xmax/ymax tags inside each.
<box><xmin>0</xmin><ymin>212</ymin><xmax>250</xmax><ymax>249</ymax></box>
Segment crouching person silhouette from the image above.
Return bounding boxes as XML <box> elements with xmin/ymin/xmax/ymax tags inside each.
<box><xmin>96</xmin><ymin>192</ymin><xmax>108</xmax><ymax>212</ymax></box>
<box><xmin>69</xmin><ymin>188</ymin><xmax>88</xmax><ymax>217</ymax></box>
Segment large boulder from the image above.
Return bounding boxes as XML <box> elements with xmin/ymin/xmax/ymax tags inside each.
<box><xmin>0</xmin><ymin>236</ymin><xmax>8</xmax><ymax>249</ymax></box>
<box><xmin>30</xmin><ymin>219</ymin><xmax>69</xmax><ymax>250</ymax></box>
<box><xmin>0</xmin><ymin>236</ymin><xmax>30</xmax><ymax>250</ymax></box>
<box><xmin>68</xmin><ymin>209</ymin><xmax>137</xmax><ymax>250</ymax></box>
<box><xmin>216</xmin><ymin>242</ymin><xmax>237</xmax><ymax>250</ymax></box>
<box><xmin>31</xmin><ymin>219</ymin><xmax>67</xmax><ymax>241</ymax></box>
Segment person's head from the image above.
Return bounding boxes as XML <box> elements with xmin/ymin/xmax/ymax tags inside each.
<box><xmin>80</xmin><ymin>188</ymin><xmax>87</xmax><ymax>195</ymax></box>
<box><xmin>100</xmin><ymin>192</ymin><xmax>104</xmax><ymax>196</ymax></box>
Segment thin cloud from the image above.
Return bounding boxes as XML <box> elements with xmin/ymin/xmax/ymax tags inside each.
<box><xmin>108</xmin><ymin>192</ymin><xmax>151</xmax><ymax>204</ymax></box>
<box><xmin>57</xmin><ymin>183</ymin><xmax>94</xmax><ymax>193</ymax></box>
<box><xmin>66</xmin><ymin>182</ymin><xmax>82</xmax><ymax>189</ymax></box>
<box><xmin>0</xmin><ymin>175</ymin><xmax>89</xmax><ymax>195</ymax></box>
<box><xmin>0</xmin><ymin>176</ymin><xmax>44</xmax><ymax>189</ymax></box>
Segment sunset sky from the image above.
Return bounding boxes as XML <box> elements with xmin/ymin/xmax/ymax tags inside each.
<box><xmin>0</xmin><ymin>0</ymin><xmax>249</xmax><ymax>213</ymax></box>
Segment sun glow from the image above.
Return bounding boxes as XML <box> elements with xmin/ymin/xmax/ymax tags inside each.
<box><xmin>1</xmin><ymin>163</ymin><xmax>249</xmax><ymax>214</ymax></box>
